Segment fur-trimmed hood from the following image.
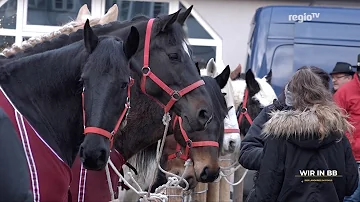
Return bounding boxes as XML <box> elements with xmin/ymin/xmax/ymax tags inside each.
<box><xmin>262</xmin><ymin>105</ymin><xmax>350</xmax><ymax>149</ymax></box>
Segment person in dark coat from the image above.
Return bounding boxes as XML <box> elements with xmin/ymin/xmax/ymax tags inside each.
<box><xmin>239</xmin><ymin>66</ymin><xmax>331</xmax><ymax>171</ymax></box>
<box><xmin>0</xmin><ymin>107</ymin><xmax>33</xmax><ymax>202</ymax></box>
<box><xmin>246</xmin><ymin>67</ymin><xmax>358</xmax><ymax>202</ymax></box>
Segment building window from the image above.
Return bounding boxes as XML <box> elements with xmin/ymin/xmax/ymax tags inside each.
<box><xmin>178</xmin><ymin>2</ymin><xmax>222</xmax><ymax>67</ymax></box>
<box><xmin>191</xmin><ymin>46</ymin><xmax>216</xmax><ymax>68</ymax></box>
<box><xmin>0</xmin><ymin>0</ymin><xmax>16</xmax><ymax>29</ymax></box>
<box><xmin>0</xmin><ymin>35</ymin><xmax>15</xmax><ymax>52</ymax></box>
<box><xmin>180</xmin><ymin>4</ymin><xmax>212</xmax><ymax>39</ymax></box>
<box><xmin>105</xmin><ymin>0</ymin><xmax>169</xmax><ymax>21</ymax></box>
<box><xmin>26</xmin><ymin>0</ymin><xmax>91</xmax><ymax>26</ymax></box>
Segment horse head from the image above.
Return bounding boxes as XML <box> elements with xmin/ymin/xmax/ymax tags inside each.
<box><xmin>79</xmin><ymin>21</ymin><xmax>139</xmax><ymax>170</ymax></box>
<box><xmin>201</xmin><ymin>58</ymin><xmax>241</xmax><ymax>156</ymax></box>
<box><xmin>159</xmin><ymin>134</ymin><xmax>198</xmax><ymax>190</ymax></box>
<box><xmin>162</xmin><ymin>70</ymin><xmax>229</xmax><ymax>184</ymax></box>
<box><xmin>231</xmin><ymin>68</ymin><xmax>277</xmax><ymax>137</ymax></box>
<box><xmin>121</xmin><ymin>6</ymin><xmax>214</xmax><ymax>133</ymax></box>
<box><xmin>108</xmin><ymin>6</ymin><xmax>223</xmax><ymax>182</ymax></box>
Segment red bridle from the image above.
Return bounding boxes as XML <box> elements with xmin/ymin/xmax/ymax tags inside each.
<box><xmin>237</xmin><ymin>88</ymin><xmax>253</xmax><ymax>125</ymax></box>
<box><xmin>82</xmin><ymin>78</ymin><xmax>134</xmax><ymax>148</ymax></box>
<box><xmin>167</xmin><ymin>115</ymin><xmax>219</xmax><ymax>161</ymax></box>
<box><xmin>140</xmin><ymin>18</ymin><xmax>205</xmax><ymax>113</ymax></box>
<box><xmin>168</xmin><ymin>116</ymin><xmax>241</xmax><ymax>161</ymax></box>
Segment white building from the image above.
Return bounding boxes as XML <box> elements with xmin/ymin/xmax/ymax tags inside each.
<box><xmin>1</xmin><ymin>0</ymin><xmax>360</xmax><ymax>70</ymax></box>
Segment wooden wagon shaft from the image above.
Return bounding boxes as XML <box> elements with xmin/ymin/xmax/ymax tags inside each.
<box><xmin>190</xmin><ymin>183</ymin><xmax>207</xmax><ymax>202</ymax></box>
<box><xmin>165</xmin><ymin>187</ymin><xmax>183</xmax><ymax>202</ymax></box>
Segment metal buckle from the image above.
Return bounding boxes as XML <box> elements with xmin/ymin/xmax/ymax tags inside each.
<box><xmin>172</xmin><ymin>91</ymin><xmax>181</xmax><ymax>100</ymax></box>
<box><xmin>141</xmin><ymin>66</ymin><xmax>151</xmax><ymax>76</ymax></box>
<box><xmin>186</xmin><ymin>140</ymin><xmax>192</xmax><ymax>148</ymax></box>
<box><xmin>176</xmin><ymin>151</ymin><xmax>182</xmax><ymax>158</ymax></box>
<box><xmin>241</xmin><ymin>107</ymin><xmax>247</xmax><ymax>113</ymax></box>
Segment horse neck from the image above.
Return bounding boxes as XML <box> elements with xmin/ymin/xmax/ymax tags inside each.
<box><xmin>0</xmin><ymin>42</ymin><xmax>87</xmax><ymax>165</ymax></box>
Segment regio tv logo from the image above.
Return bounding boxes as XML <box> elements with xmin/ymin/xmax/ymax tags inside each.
<box><xmin>295</xmin><ymin>169</ymin><xmax>342</xmax><ymax>182</ymax></box>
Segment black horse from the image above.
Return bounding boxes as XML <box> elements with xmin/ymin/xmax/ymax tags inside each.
<box><xmin>0</xmin><ymin>20</ymin><xmax>138</xmax><ymax>201</ymax></box>
<box><xmin>3</xmin><ymin>6</ymin><xmax>223</xmax><ymax>182</ymax></box>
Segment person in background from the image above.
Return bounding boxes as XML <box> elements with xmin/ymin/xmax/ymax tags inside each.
<box><xmin>247</xmin><ymin>67</ymin><xmax>358</xmax><ymax>202</ymax></box>
<box><xmin>330</xmin><ymin>62</ymin><xmax>354</xmax><ymax>93</ymax></box>
<box><xmin>333</xmin><ymin>65</ymin><xmax>360</xmax><ymax>202</ymax></box>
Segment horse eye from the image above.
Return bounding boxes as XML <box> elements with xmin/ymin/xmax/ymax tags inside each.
<box><xmin>120</xmin><ymin>82</ymin><xmax>128</xmax><ymax>89</ymax></box>
<box><xmin>168</xmin><ymin>53</ymin><xmax>179</xmax><ymax>61</ymax></box>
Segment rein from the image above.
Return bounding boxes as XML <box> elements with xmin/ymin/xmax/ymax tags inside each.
<box><xmin>237</xmin><ymin>88</ymin><xmax>253</xmax><ymax>125</ymax></box>
<box><xmin>140</xmin><ymin>18</ymin><xmax>205</xmax><ymax>113</ymax></box>
<box><xmin>81</xmin><ymin>77</ymin><xmax>134</xmax><ymax>148</ymax></box>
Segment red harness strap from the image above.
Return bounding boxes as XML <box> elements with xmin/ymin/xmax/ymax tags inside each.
<box><xmin>82</xmin><ymin>78</ymin><xmax>134</xmax><ymax>148</ymax></box>
<box><xmin>140</xmin><ymin>18</ymin><xmax>205</xmax><ymax>113</ymax></box>
<box><xmin>224</xmin><ymin>128</ymin><xmax>240</xmax><ymax>134</ymax></box>
<box><xmin>168</xmin><ymin>115</ymin><xmax>219</xmax><ymax>161</ymax></box>
<box><xmin>237</xmin><ymin>88</ymin><xmax>253</xmax><ymax>125</ymax></box>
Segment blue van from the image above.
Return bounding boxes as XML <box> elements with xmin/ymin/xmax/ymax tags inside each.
<box><xmin>246</xmin><ymin>5</ymin><xmax>360</xmax><ymax>96</ymax></box>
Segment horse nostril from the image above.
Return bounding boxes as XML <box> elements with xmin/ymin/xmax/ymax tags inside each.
<box><xmin>99</xmin><ymin>149</ymin><xmax>107</xmax><ymax>162</ymax></box>
<box><xmin>229</xmin><ymin>140</ymin><xmax>236</xmax><ymax>150</ymax></box>
<box><xmin>198</xmin><ymin>109</ymin><xmax>207</xmax><ymax>119</ymax></box>
<box><xmin>197</xmin><ymin>108</ymin><xmax>212</xmax><ymax>127</ymax></box>
<box><xmin>200</xmin><ymin>166</ymin><xmax>209</xmax><ymax>181</ymax></box>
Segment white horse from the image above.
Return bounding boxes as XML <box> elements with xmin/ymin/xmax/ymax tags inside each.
<box><xmin>204</xmin><ymin>58</ymin><xmax>277</xmax><ymax>201</ymax></box>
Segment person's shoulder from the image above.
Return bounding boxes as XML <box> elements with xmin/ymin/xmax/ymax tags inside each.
<box><xmin>338</xmin><ymin>77</ymin><xmax>357</xmax><ymax>93</ymax></box>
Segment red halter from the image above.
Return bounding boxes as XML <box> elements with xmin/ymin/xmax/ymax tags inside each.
<box><xmin>237</xmin><ymin>88</ymin><xmax>253</xmax><ymax>125</ymax></box>
<box><xmin>140</xmin><ymin>19</ymin><xmax>205</xmax><ymax>113</ymax></box>
<box><xmin>167</xmin><ymin>115</ymin><xmax>219</xmax><ymax>161</ymax></box>
<box><xmin>82</xmin><ymin>78</ymin><xmax>134</xmax><ymax>148</ymax></box>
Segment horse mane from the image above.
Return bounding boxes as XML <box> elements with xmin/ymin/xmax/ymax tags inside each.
<box><xmin>134</xmin><ymin>76</ymin><xmax>227</xmax><ymax>173</ymax></box>
<box><xmin>1</xmin><ymin>18</ymin><xmax>101</xmax><ymax>57</ymax></box>
<box><xmin>3</xmin><ymin>15</ymin><xmax>152</xmax><ymax>60</ymax></box>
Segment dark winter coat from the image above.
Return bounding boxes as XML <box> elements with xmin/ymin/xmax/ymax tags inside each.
<box><xmin>239</xmin><ymin>100</ymin><xmax>290</xmax><ymax>170</ymax></box>
<box><xmin>247</xmin><ymin>105</ymin><xmax>359</xmax><ymax>202</ymax></box>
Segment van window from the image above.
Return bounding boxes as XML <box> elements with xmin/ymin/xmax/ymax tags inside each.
<box><xmin>270</xmin><ymin>44</ymin><xmax>294</xmax><ymax>95</ymax></box>
<box><xmin>294</xmin><ymin>44</ymin><xmax>360</xmax><ymax>73</ymax></box>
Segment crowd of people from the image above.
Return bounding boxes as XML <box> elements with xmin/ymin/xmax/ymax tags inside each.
<box><xmin>239</xmin><ymin>62</ymin><xmax>360</xmax><ymax>202</ymax></box>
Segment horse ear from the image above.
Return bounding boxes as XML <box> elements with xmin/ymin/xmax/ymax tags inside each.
<box><xmin>264</xmin><ymin>69</ymin><xmax>272</xmax><ymax>84</ymax></box>
<box><xmin>206</xmin><ymin>58</ymin><xmax>216</xmax><ymax>77</ymax></box>
<box><xmin>123</xmin><ymin>26</ymin><xmax>139</xmax><ymax>59</ymax></box>
<box><xmin>99</xmin><ymin>4</ymin><xmax>118</xmax><ymax>25</ymax></box>
<box><xmin>195</xmin><ymin>62</ymin><xmax>200</xmax><ymax>75</ymax></box>
<box><xmin>160</xmin><ymin>9</ymin><xmax>181</xmax><ymax>32</ymax></box>
<box><xmin>177</xmin><ymin>5</ymin><xmax>193</xmax><ymax>25</ymax></box>
<box><xmin>245</xmin><ymin>69</ymin><xmax>260</xmax><ymax>94</ymax></box>
<box><xmin>215</xmin><ymin>65</ymin><xmax>230</xmax><ymax>89</ymax></box>
<box><xmin>75</xmin><ymin>4</ymin><xmax>91</xmax><ymax>22</ymax></box>
<box><xmin>83</xmin><ymin>19</ymin><xmax>98</xmax><ymax>53</ymax></box>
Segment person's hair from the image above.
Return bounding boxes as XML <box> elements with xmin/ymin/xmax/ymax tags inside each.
<box><xmin>287</xmin><ymin>67</ymin><xmax>353</xmax><ymax>139</ymax></box>
<box><xmin>298</xmin><ymin>66</ymin><xmax>330</xmax><ymax>90</ymax></box>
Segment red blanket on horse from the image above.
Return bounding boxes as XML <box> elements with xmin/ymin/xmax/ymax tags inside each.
<box><xmin>0</xmin><ymin>89</ymin><xmax>72</xmax><ymax>202</ymax></box>
<box><xmin>70</xmin><ymin>150</ymin><xmax>125</xmax><ymax>202</ymax></box>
